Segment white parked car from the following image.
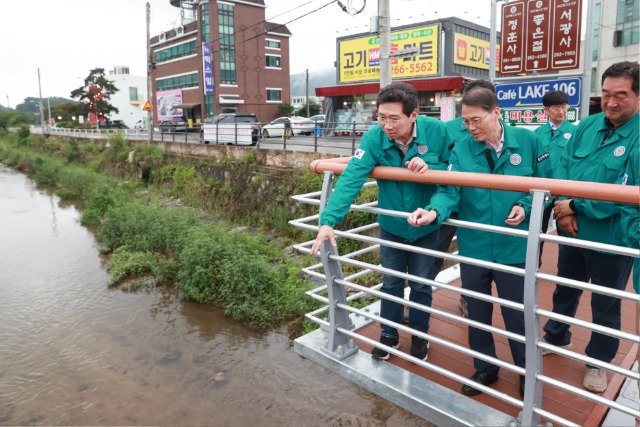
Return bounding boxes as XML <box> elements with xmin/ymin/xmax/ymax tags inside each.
<box><xmin>261</xmin><ymin>116</ymin><xmax>314</xmax><ymax>138</ymax></box>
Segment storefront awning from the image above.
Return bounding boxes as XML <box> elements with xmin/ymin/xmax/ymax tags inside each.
<box><xmin>173</xmin><ymin>103</ymin><xmax>201</xmax><ymax>109</ymax></box>
<box><xmin>315</xmin><ymin>76</ymin><xmax>464</xmax><ymax>97</ymax></box>
<box><xmin>219</xmin><ymin>95</ymin><xmax>244</xmax><ymax>104</ymax></box>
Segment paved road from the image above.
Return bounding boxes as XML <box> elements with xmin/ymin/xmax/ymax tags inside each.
<box><xmin>33</xmin><ymin>126</ymin><xmax>360</xmax><ymax>156</ymax></box>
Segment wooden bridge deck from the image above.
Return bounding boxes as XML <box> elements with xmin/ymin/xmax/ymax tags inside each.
<box><xmin>353</xmin><ymin>241</ymin><xmax>638</xmax><ymax>426</ymax></box>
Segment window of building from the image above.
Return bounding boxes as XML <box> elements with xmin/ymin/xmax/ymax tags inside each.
<box><xmin>591</xmin><ymin>67</ymin><xmax>598</xmax><ymax>92</ymax></box>
<box><xmin>205</xmin><ymin>94</ymin><xmax>213</xmax><ymax>117</ymax></box>
<box><xmin>157</xmin><ymin>73</ymin><xmax>199</xmax><ymax>91</ymax></box>
<box><xmin>265</xmin><ymin>39</ymin><xmax>280</xmax><ymax>49</ymax></box>
<box><xmin>593</xmin><ymin>3</ymin><xmax>601</xmax><ymax>60</ymax></box>
<box><xmin>218</xmin><ymin>3</ymin><xmax>236</xmax><ymax>84</ymax></box>
<box><xmin>201</xmin><ymin>3</ymin><xmax>210</xmax><ymax>43</ymax></box>
<box><xmin>155</xmin><ymin>40</ymin><xmax>197</xmax><ymax>64</ymax></box>
<box><xmin>266</xmin><ymin>55</ymin><xmax>281</xmax><ymax>68</ymax></box>
<box><xmin>266</xmin><ymin>88</ymin><xmax>282</xmax><ymax>102</ymax></box>
<box><xmin>616</xmin><ymin>0</ymin><xmax>639</xmax><ymax>46</ymax></box>
<box><xmin>129</xmin><ymin>87</ymin><xmax>139</xmax><ymax>102</ymax></box>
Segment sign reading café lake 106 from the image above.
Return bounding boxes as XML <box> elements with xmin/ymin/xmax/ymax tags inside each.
<box><xmin>500</xmin><ymin>0</ymin><xmax>582</xmax><ymax>74</ymax></box>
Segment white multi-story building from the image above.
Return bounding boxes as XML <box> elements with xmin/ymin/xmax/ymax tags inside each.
<box><xmin>590</xmin><ymin>0</ymin><xmax>639</xmax><ymax>98</ymax></box>
<box><xmin>107</xmin><ymin>66</ymin><xmax>148</xmax><ymax>129</ymax></box>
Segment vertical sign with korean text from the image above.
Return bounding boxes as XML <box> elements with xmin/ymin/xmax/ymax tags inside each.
<box><xmin>501</xmin><ymin>0</ymin><xmax>582</xmax><ymax>74</ymax></box>
<box><xmin>202</xmin><ymin>42</ymin><xmax>214</xmax><ymax>96</ymax></box>
<box><xmin>525</xmin><ymin>0</ymin><xmax>552</xmax><ymax>72</ymax></box>
<box><xmin>338</xmin><ymin>24</ymin><xmax>439</xmax><ymax>84</ymax></box>
<box><xmin>501</xmin><ymin>1</ymin><xmax>526</xmax><ymax>73</ymax></box>
<box><xmin>551</xmin><ymin>0</ymin><xmax>581</xmax><ymax>70</ymax></box>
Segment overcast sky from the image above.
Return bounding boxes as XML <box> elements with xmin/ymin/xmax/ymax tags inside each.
<box><xmin>0</xmin><ymin>0</ymin><xmax>495</xmax><ymax>107</ymax></box>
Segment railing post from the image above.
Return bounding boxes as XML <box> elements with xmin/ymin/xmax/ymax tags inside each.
<box><xmin>519</xmin><ymin>189</ymin><xmax>550</xmax><ymax>427</ymax></box>
<box><xmin>317</xmin><ymin>170</ymin><xmax>357</xmax><ymax>359</ymax></box>
<box><xmin>351</xmin><ymin>121</ymin><xmax>357</xmax><ymax>153</ymax></box>
<box><xmin>319</xmin><ymin>240</ymin><xmax>358</xmax><ymax>360</ymax></box>
<box><xmin>313</xmin><ymin>120</ymin><xmax>319</xmax><ymax>153</ymax></box>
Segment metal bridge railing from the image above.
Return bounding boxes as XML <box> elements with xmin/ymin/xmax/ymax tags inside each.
<box><xmin>290</xmin><ymin>159</ymin><xmax>639</xmax><ymax>427</ymax></box>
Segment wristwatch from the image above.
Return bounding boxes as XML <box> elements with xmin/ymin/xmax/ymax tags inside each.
<box><xmin>569</xmin><ymin>199</ymin><xmax>577</xmax><ymax>213</ymax></box>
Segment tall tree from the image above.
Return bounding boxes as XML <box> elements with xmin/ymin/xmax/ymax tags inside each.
<box><xmin>70</xmin><ymin>68</ymin><xmax>119</xmax><ymax>123</ymax></box>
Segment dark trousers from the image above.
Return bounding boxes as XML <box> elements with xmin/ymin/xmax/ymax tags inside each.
<box><xmin>539</xmin><ymin>202</ymin><xmax>554</xmax><ymax>267</ymax></box>
<box><xmin>460</xmin><ymin>263</ymin><xmax>526</xmax><ymax>374</ymax></box>
<box><xmin>429</xmin><ymin>212</ymin><xmax>458</xmax><ymax>278</ymax></box>
<box><xmin>543</xmin><ymin>245</ymin><xmax>632</xmax><ymax>364</ymax></box>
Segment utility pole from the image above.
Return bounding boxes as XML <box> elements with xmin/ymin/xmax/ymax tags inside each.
<box><xmin>37</xmin><ymin>68</ymin><xmax>46</xmax><ymax>133</ymax></box>
<box><xmin>5</xmin><ymin>95</ymin><xmax>9</xmax><ymax>109</ymax></box>
<box><xmin>146</xmin><ymin>2</ymin><xmax>153</xmax><ymax>142</ymax></box>
<box><xmin>47</xmin><ymin>97</ymin><xmax>52</xmax><ymax>126</ymax></box>
<box><xmin>378</xmin><ymin>0</ymin><xmax>391</xmax><ymax>88</ymax></box>
<box><xmin>305</xmin><ymin>68</ymin><xmax>309</xmax><ymax>117</ymax></box>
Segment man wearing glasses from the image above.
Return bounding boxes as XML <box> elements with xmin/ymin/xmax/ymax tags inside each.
<box><xmin>542</xmin><ymin>61</ymin><xmax>638</xmax><ymax>393</ymax></box>
<box><xmin>408</xmin><ymin>87</ymin><xmax>551</xmax><ymax>397</ymax></box>
<box><xmin>534</xmin><ymin>90</ymin><xmax>576</xmax><ymax>266</ymax></box>
<box><xmin>310</xmin><ymin>82</ymin><xmax>453</xmax><ymax>363</ymax></box>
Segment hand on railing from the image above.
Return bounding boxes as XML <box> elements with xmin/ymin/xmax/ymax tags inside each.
<box><xmin>407</xmin><ymin>208</ymin><xmax>437</xmax><ymax>227</ymax></box>
<box><xmin>310</xmin><ymin>225</ymin><xmax>337</xmax><ymax>255</ymax></box>
<box><xmin>404</xmin><ymin>158</ymin><xmax>429</xmax><ymax>174</ymax></box>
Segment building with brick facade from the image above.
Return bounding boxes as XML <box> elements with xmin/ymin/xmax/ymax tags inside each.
<box><xmin>150</xmin><ymin>0</ymin><xmax>291</xmax><ymax>127</ymax></box>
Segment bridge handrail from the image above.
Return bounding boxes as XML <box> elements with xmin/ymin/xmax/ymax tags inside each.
<box><xmin>290</xmin><ymin>163</ymin><xmax>639</xmax><ymax>427</ymax></box>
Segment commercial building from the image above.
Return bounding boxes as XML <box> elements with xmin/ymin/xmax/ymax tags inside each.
<box><xmin>316</xmin><ymin>17</ymin><xmax>495</xmax><ymax>133</ymax></box>
<box><xmin>107</xmin><ymin>66</ymin><xmax>148</xmax><ymax>129</ymax></box>
<box><xmin>589</xmin><ymin>0</ymin><xmax>639</xmax><ymax>103</ymax></box>
<box><xmin>150</xmin><ymin>0</ymin><xmax>291</xmax><ymax>127</ymax></box>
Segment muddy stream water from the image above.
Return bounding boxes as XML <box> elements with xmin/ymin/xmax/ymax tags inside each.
<box><xmin>0</xmin><ymin>164</ymin><xmax>429</xmax><ymax>426</ymax></box>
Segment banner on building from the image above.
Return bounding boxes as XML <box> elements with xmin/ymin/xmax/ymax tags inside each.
<box><xmin>338</xmin><ymin>24</ymin><xmax>440</xmax><ymax>84</ymax></box>
<box><xmin>453</xmin><ymin>34</ymin><xmax>500</xmax><ymax>70</ymax></box>
<box><xmin>202</xmin><ymin>42</ymin><xmax>214</xmax><ymax>96</ymax></box>
<box><xmin>156</xmin><ymin>89</ymin><xmax>183</xmax><ymax>121</ymax></box>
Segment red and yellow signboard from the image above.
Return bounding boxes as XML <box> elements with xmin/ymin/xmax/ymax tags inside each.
<box><xmin>338</xmin><ymin>24</ymin><xmax>440</xmax><ymax>84</ymax></box>
<box><xmin>453</xmin><ymin>34</ymin><xmax>500</xmax><ymax>70</ymax></box>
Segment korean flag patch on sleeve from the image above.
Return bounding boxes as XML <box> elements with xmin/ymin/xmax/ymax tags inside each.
<box><xmin>354</xmin><ymin>148</ymin><xmax>366</xmax><ymax>159</ymax></box>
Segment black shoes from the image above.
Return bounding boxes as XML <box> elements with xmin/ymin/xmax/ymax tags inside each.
<box><xmin>410</xmin><ymin>336</ymin><xmax>429</xmax><ymax>361</ymax></box>
<box><xmin>461</xmin><ymin>371</ymin><xmax>500</xmax><ymax>396</ymax></box>
<box><xmin>371</xmin><ymin>336</ymin><xmax>400</xmax><ymax>360</ymax></box>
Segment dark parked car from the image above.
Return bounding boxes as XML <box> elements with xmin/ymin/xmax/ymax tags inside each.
<box><xmin>107</xmin><ymin>119</ymin><xmax>127</xmax><ymax>129</ymax></box>
<box><xmin>159</xmin><ymin>117</ymin><xmax>188</xmax><ymax>133</ymax></box>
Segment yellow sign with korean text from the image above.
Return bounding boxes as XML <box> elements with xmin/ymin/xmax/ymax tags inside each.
<box><xmin>338</xmin><ymin>24</ymin><xmax>440</xmax><ymax>84</ymax></box>
<box><xmin>453</xmin><ymin>33</ymin><xmax>500</xmax><ymax>71</ymax></box>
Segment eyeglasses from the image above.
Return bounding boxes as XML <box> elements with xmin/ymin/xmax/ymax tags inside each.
<box><xmin>548</xmin><ymin>104</ymin><xmax>568</xmax><ymax>112</ymax></box>
<box><xmin>378</xmin><ymin>116</ymin><xmax>403</xmax><ymax>125</ymax></box>
<box><xmin>462</xmin><ymin>112</ymin><xmax>491</xmax><ymax>129</ymax></box>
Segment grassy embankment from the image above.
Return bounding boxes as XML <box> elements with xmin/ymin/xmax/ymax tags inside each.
<box><xmin>0</xmin><ymin>128</ymin><xmax>379</xmax><ymax>333</ymax></box>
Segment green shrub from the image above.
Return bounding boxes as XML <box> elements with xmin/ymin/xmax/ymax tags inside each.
<box><xmin>106</xmin><ymin>246</ymin><xmax>157</xmax><ymax>286</ymax></box>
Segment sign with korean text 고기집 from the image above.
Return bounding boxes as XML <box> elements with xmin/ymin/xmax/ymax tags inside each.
<box><xmin>453</xmin><ymin>33</ymin><xmax>501</xmax><ymax>70</ymax></box>
<box><xmin>338</xmin><ymin>24</ymin><xmax>439</xmax><ymax>84</ymax></box>
<box><xmin>500</xmin><ymin>0</ymin><xmax>581</xmax><ymax>74</ymax></box>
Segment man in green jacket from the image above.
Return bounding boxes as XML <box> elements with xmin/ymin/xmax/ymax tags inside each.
<box><xmin>310</xmin><ymin>82</ymin><xmax>453</xmax><ymax>362</ymax></box>
<box><xmin>544</xmin><ymin>61</ymin><xmax>639</xmax><ymax>393</ymax></box>
<box><xmin>441</xmin><ymin>79</ymin><xmax>498</xmax><ymax>319</ymax></box>
<box><xmin>408</xmin><ymin>87</ymin><xmax>552</xmax><ymax>397</ymax></box>
<box><xmin>534</xmin><ymin>90</ymin><xmax>577</xmax><ymax>266</ymax></box>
